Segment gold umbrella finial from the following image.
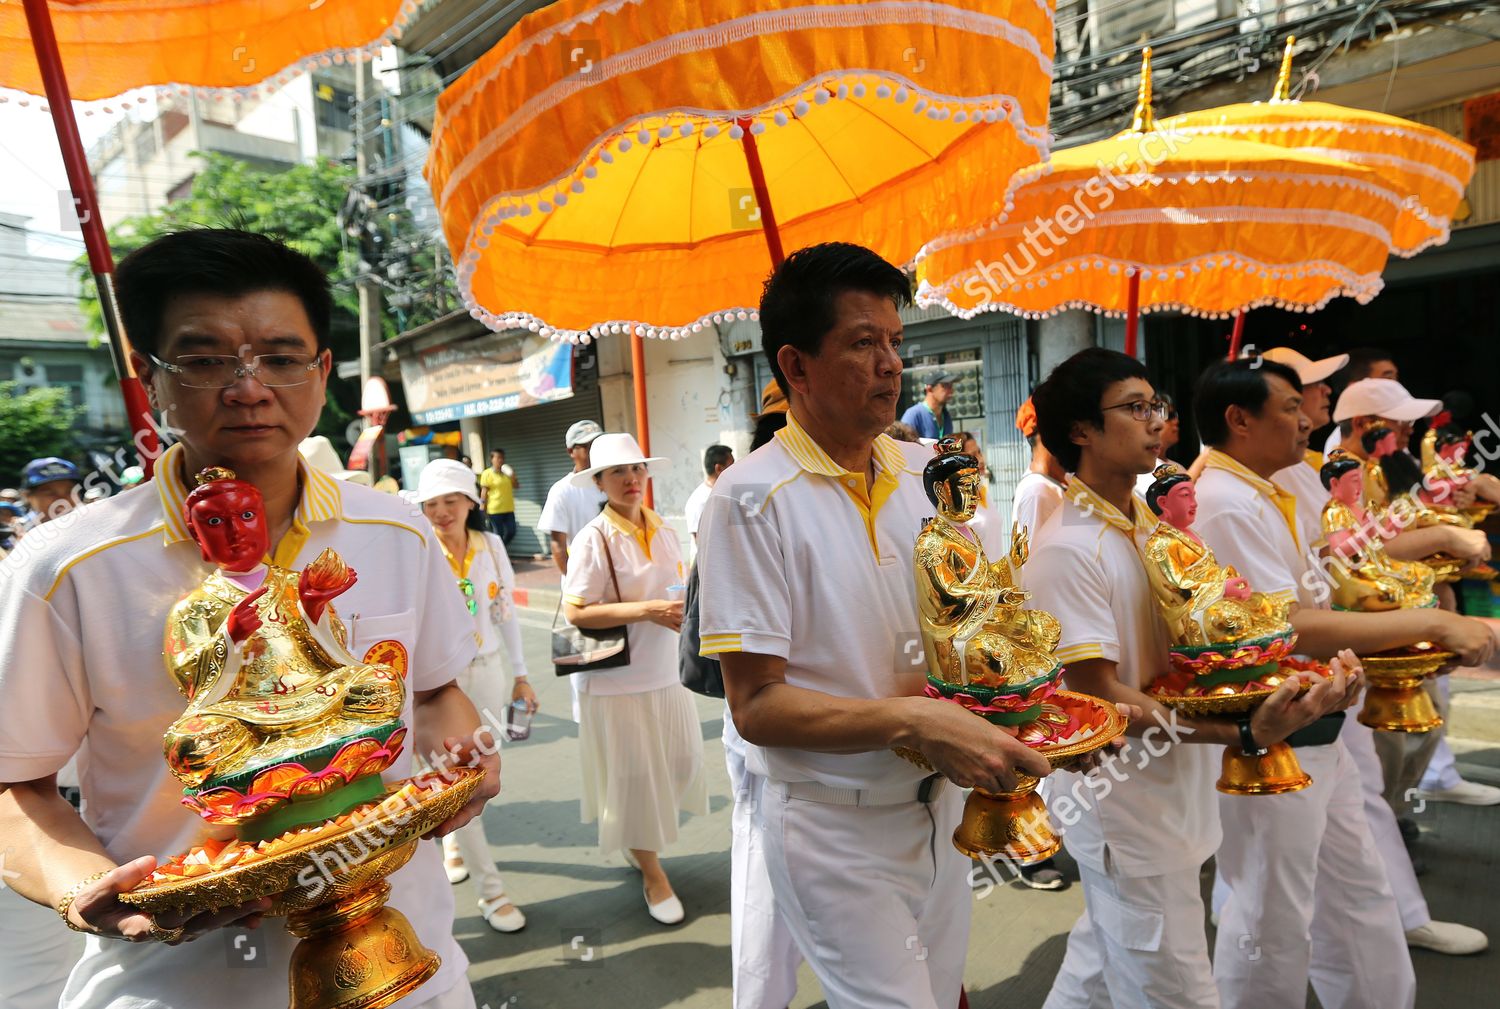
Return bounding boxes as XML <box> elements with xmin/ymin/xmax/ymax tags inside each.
<box><xmin>1272</xmin><ymin>36</ymin><xmax>1296</xmax><ymax>102</ymax></box>
<box><xmin>1130</xmin><ymin>47</ymin><xmax>1155</xmax><ymax>133</ymax></box>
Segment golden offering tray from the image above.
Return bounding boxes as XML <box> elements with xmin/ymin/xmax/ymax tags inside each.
<box><xmin>896</xmin><ymin>690</ymin><xmax>1127</xmax><ymax>865</ymax></box>
<box><xmin>1422</xmin><ymin>553</ymin><xmax>1467</xmax><ymax>584</ymax></box>
<box><xmin>1150</xmin><ymin>666</ymin><xmax>1316</xmax><ymax>796</ymax></box>
<box><xmin>121</xmin><ymin>768</ymin><xmax>484</xmax><ymax>1009</ymax></box>
<box><xmin>1359</xmin><ymin>645</ymin><xmax>1451</xmax><ymax>732</ymax></box>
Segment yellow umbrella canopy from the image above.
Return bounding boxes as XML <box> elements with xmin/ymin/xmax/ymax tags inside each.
<box><xmin>424</xmin><ymin>0</ymin><xmax>1058</xmax><ymax>342</ymax></box>
<box><xmin>1156</xmin><ymin>38</ymin><xmax>1476</xmax><ymax>258</ymax></box>
<box><xmin>915</xmin><ymin>49</ymin><xmax>1403</xmax><ymax>321</ymax></box>
<box><xmin>0</xmin><ymin>0</ymin><xmax>412</xmax><ymax>101</ymax></box>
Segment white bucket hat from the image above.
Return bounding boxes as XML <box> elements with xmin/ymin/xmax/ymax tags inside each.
<box><xmin>571</xmin><ymin>433</ymin><xmax>670</xmax><ymax>487</ymax></box>
<box><xmin>1333</xmin><ymin>378</ymin><xmax>1442</xmax><ymax>423</ymax></box>
<box><xmin>1262</xmin><ymin>346</ymin><xmax>1349</xmax><ymax>385</ymax></box>
<box><xmin>415</xmin><ymin>459</ymin><xmax>483</xmax><ymax>505</ymax></box>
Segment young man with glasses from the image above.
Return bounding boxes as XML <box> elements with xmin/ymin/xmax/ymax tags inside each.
<box><xmin>0</xmin><ymin>230</ymin><xmax>496</xmax><ymax>1009</ymax></box>
<box><xmin>1189</xmin><ymin>357</ymin><xmax>1494</xmax><ymax>1009</ymax></box>
<box><xmin>1023</xmin><ymin>349</ymin><xmax>1351</xmax><ymax>1009</ymax></box>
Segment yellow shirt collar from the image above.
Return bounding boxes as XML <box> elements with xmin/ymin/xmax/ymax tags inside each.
<box><xmin>602</xmin><ymin>504</ymin><xmax>661</xmax><ymax>559</ymax></box>
<box><xmin>774</xmin><ymin>408</ymin><xmax>908</xmax><ymax>481</ymax></box>
<box><xmin>1203</xmin><ymin>448</ymin><xmax>1301</xmax><ymax>548</ymax></box>
<box><xmin>155</xmin><ymin>441</ymin><xmax>344</xmax><ymax>547</ymax></box>
<box><xmin>1066</xmin><ymin>476</ymin><xmax>1152</xmax><ymax>536</ymax></box>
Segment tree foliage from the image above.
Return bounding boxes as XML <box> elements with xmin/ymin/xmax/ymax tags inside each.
<box><xmin>0</xmin><ymin>382</ymin><xmax>80</xmax><ymax>486</ymax></box>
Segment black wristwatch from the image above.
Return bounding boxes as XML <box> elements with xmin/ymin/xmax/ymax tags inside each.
<box><xmin>1236</xmin><ymin>717</ymin><xmax>1267</xmax><ymax>756</ymax></box>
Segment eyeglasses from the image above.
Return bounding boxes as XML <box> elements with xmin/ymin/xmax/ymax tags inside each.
<box><xmin>148</xmin><ymin>352</ymin><xmax>321</xmax><ymax>389</ymax></box>
<box><xmin>1101</xmin><ymin>397</ymin><xmax>1169</xmax><ymax>422</ymax></box>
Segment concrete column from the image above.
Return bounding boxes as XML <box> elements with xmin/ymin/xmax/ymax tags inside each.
<box><xmin>460</xmin><ymin>418</ymin><xmax>485</xmax><ymax>469</ymax></box>
<box><xmin>1036</xmin><ymin>310</ymin><xmax>1095</xmax><ymax>379</ymax></box>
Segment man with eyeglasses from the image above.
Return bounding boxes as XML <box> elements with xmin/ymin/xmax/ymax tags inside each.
<box><xmin>0</xmin><ymin>230</ymin><xmax>494</xmax><ymax>1009</ymax></box>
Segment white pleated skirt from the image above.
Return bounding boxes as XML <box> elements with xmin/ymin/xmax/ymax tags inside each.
<box><xmin>577</xmin><ymin>683</ymin><xmax>709</xmax><ymax>853</ymax></box>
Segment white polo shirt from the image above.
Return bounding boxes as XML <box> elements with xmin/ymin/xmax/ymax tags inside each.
<box><xmin>538</xmin><ymin>472</ymin><xmax>606</xmax><ymax>541</ymax></box>
<box><xmin>1274</xmin><ymin>450</ymin><xmax>1331</xmax><ymax>551</ymax></box>
<box><xmin>1022</xmin><ymin>479</ymin><xmax>1221</xmax><ymax>878</ymax></box>
<box><xmin>696</xmin><ymin>411</ymin><xmax>933</xmax><ymax>790</ymax></box>
<box><xmin>1009</xmin><ymin>471</ymin><xmax>1066</xmax><ymax>546</ymax></box>
<box><xmin>1195</xmin><ymin>450</ymin><xmax>1321</xmax><ymax>610</ymax></box>
<box><xmin>563</xmin><ymin>505</ymin><xmax>684</xmax><ymax>696</ymax></box>
<box><xmin>0</xmin><ymin>443</ymin><xmax>476</xmax><ymax>1009</ymax></box>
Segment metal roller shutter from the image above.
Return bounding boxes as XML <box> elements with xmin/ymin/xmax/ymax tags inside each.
<box><xmin>481</xmin><ymin>358</ymin><xmax>604</xmax><ymax>559</ymax></box>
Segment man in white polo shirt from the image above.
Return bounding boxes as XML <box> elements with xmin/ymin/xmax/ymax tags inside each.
<box><xmin>697</xmin><ymin>243</ymin><xmax>1051</xmax><ymax>1009</ymax></box>
<box><xmin>538</xmin><ymin>420</ymin><xmax>608</xmax><ymax>575</ymax></box>
<box><xmin>1190</xmin><ymin>357</ymin><xmax>1493</xmax><ymax>1008</ymax></box>
<box><xmin>0</xmin><ymin>230</ymin><xmax>496</xmax><ymax>1009</ymax></box>
<box><xmin>1021</xmin><ymin>348</ymin><xmax>1349</xmax><ymax>1009</ymax></box>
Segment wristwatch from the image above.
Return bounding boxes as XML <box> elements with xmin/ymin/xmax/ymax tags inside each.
<box><xmin>1236</xmin><ymin>717</ymin><xmax>1267</xmax><ymax>756</ymax></box>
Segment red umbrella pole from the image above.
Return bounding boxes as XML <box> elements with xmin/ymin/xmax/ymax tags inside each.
<box><xmin>630</xmin><ymin>330</ymin><xmax>653</xmax><ymax>509</ymax></box>
<box><xmin>1227</xmin><ymin>312</ymin><xmax>1247</xmax><ymax>360</ymax></box>
<box><xmin>737</xmin><ymin>118</ymin><xmax>786</xmax><ymax>268</ymax></box>
<box><xmin>1123</xmin><ymin>271</ymin><xmax>1141</xmax><ymax>357</ymax></box>
<box><xmin>22</xmin><ymin>0</ymin><xmax>159</xmax><ymax>474</ymax></box>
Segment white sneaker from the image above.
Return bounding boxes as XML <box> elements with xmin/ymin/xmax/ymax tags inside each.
<box><xmin>1416</xmin><ymin>780</ymin><xmax>1500</xmax><ymax>806</ymax></box>
<box><xmin>644</xmin><ymin>885</ymin><xmax>684</xmax><ymax>925</ymax></box>
<box><xmin>479</xmin><ymin>895</ymin><xmax>526</xmax><ymax>933</ymax></box>
<box><xmin>1406</xmin><ymin>920</ymin><xmax>1488</xmax><ymax>955</ymax></box>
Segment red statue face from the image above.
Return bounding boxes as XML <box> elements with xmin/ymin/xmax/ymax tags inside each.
<box><xmin>1438</xmin><ymin>442</ymin><xmax>1468</xmax><ymax>467</ymax></box>
<box><xmin>1330</xmin><ymin>468</ymin><xmax>1363</xmax><ymax>507</ymax></box>
<box><xmin>1157</xmin><ymin>480</ymin><xmax>1198</xmax><ymax>530</ymax></box>
<box><xmin>1371</xmin><ymin>431</ymin><xmax>1398</xmax><ymax>459</ymax></box>
<box><xmin>186</xmin><ymin>482</ymin><xmax>269</xmax><ymax>573</ymax></box>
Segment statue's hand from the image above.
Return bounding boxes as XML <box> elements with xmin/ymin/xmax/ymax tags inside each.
<box><xmin>1224</xmin><ymin>576</ymin><xmax>1252</xmax><ymax>601</ymax></box>
<box><xmin>226</xmin><ymin>586</ymin><xmax>268</xmax><ymax>644</ymax></box>
<box><xmin>299</xmin><ymin>564</ymin><xmax>357</xmax><ymax>625</ymax></box>
<box><xmin>1009</xmin><ymin>522</ymin><xmax>1030</xmax><ymax>569</ymax></box>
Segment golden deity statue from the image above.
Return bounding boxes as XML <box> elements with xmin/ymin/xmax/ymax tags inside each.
<box><xmin>1320</xmin><ymin>451</ymin><xmax>1437</xmax><ymax>611</ymax></box>
<box><xmin>1362</xmin><ymin>424</ymin><xmax>1469</xmax><ymax>529</ymax></box>
<box><xmin>162</xmin><ymin>469</ymin><xmax>405</xmax><ymax>792</ymax></box>
<box><xmin>1141</xmin><ymin>466</ymin><xmax>1291</xmax><ymax>647</ymax></box>
<box><xmin>914</xmin><ymin>439</ymin><xmax>1062</xmax><ymax>704</ymax></box>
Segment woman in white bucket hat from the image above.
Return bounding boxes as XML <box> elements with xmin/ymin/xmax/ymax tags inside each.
<box><xmin>415</xmin><ymin>459</ymin><xmax>535</xmax><ymax>934</ymax></box>
<box><xmin>562</xmin><ymin>433</ymin><xmax>708</xmax><ymax>925</ymax></box>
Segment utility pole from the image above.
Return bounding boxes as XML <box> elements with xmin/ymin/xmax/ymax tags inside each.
<box><xmin>354</xmin><ymin>56</ymin><xmax>384</xmax><ymax>477</ymax></box>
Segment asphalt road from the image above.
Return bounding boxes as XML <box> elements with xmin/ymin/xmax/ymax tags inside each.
<box><xmin>454</xmin><ymin>611</ymin><xmax>1500</xmax><ymax>1009</ymax></box>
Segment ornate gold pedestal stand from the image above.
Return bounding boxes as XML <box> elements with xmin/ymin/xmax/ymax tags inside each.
<box><xmin>121</xmin><ymin>769</ymin><xmax>483</xmax><ymax>1009</ymax></box>
<box><xmin>1360</xmin><ymin>646</ymin><xmax>1450</xmax><ymax>732</ymax></box>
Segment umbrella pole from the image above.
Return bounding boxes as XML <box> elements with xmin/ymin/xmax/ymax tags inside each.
<box><xmin>630</xmin><ymin>331</ymin><xmax>653</xmax><ymax>509</ymax></box>
<box><xmin>1124</xmin><ymin>272</ymin><xmax>1141</xmax><ymax>357</ymax></box>
<box><xmin>1227</xmin><ymin>312</ymin><xmax>1247</xmax><ymax>359</ymax></box>
<box><xmin>22</xmin><ymin>0</ymin><xmax>159</xmax><ymax>474</ymax></box>
<box><xmin>736</xmin><ymin>118</ymin><xmax>786</xmax><ymax>267</ymax></box>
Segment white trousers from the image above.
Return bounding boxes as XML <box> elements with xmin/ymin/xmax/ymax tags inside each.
<box><xmin>1043</xmin><ymin>860</ymin><xmax>1219</xmax><ymax>1009</ymax></box>
<box><xmin>759</xmin><ymin>782</ymin><xmax>969</xmax><ymax>1009</ymax></box>
<box><xmin>1340</xmin><ymin>696</ymin><xmax>1431</xmax><ymax>931</ymax></box>
<box><xmin>442</xmin><ymin>651</ymin><xmax>511</xmax><ymax>905</ymax></box>
<box><xmin>1419</xmin><ymin>672</ymin><xmax>1462</xmax><ymax>792</ymax></box>
<box><xmin>1214</xmin><ymin>740</ymin><xmax>1414</xmax><ymax>1009</ymax></box>
<box><xmin>0</xmin><ymin>886</ymin><xmax>82</xmax><ymax>1009</ymax></box>
<box><xmin>726</xmin><ymin>731</ymin><xmax>802</xmax><ymax>1009</ymax></box>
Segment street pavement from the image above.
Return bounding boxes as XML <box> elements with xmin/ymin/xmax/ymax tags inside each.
<box><xmin>455</xmin><ymin>604</ymin><xmax>1500</xmax><ymax>1009</ymax></box>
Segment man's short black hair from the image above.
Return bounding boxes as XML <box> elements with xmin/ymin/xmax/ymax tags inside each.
<box><xmin>703</xmin><ymin>444</ymin><xmax>733</xmax><ymax>475</ymax></box>
<box><xmin>116</xmin><ymin>228</ymin><xmax>333</xmax><ymax>358</ymax></box>
<box><xmin>490</xmin><ymin>448</ymin><xmax>505</xmax><ymax>458</ymax></box>
<box><xmin>1032</xmin><ymin>348</ymin><xmax>1149</xmax><ymax>473</ymax></box>
<box><xmin>1346</xmin><ymin>346</ymin><xmax>1395</xmax><ymax>381</ymax></box>
<box><xmin>758</xmin><ymin>242</ymin><xmax>910</xmax><ymax>397</ymax></box>
<box><xmin>1193</xmin><ymin>357</ymin><xmax>1303</xmax><ymax>448</ymax></box>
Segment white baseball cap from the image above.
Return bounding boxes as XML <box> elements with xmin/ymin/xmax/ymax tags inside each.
<box><xmin>1262</xmin><ymin>347</ymin><xmax>1349</xmax><ymax>385</ymax></box>
<box><xmin>565</xmin><ymin>420</ymin><xmax>604</xmax><ymax>448</ymax></box>
<box><xmin>571</xmin><ymin>433</ymin><xmax>671</xmax><ymax>487</ymax></box>
<box><xmin>414</xmin><ymin>459</ymin><xmax>482</xmax><ymax>505</ymax></box>
<box><xmin>1332</xmin><ymin>378</ymin><xmax>1443</xmax><ymax>423</ymax></box>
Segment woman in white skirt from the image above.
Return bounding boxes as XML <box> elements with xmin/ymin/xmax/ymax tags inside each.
<box><xmin>563</xmin><ymin>433</ymin><xmax>708</xmax><ymax>925</ymax></box>
<box><xmin>416</xmin><ymin>459</ymin><xmax>537</xmax><ymax>933</ymax></box>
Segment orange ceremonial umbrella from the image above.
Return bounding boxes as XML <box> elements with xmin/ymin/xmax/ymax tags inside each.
<box><xmin>914</xmin><ymin>48</ymin><xmax>1404</xmax><ymax>357</ymax></box>
<box><xmin>1157</xmin><ymin>37</ymin><xmax>1476</xmax><ymax>263</ymax></box>
<box><xmin>2</xmin><ymin>0</ymin><xmax>411</xmax><ymax>468</ymax></box>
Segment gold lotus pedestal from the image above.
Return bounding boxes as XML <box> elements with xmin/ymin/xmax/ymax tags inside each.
<box><xmin>1359</xmin><ymin>645</ymin><xmax>1450</xmax><ymax>732</ymax></box>
<box><xmin>898</xmin><ymin>690</ymin><xmax>1127</xmax><ymax>864</ymax></box>
<box><xmin>1153</xmin><ymin>684</ymin><xmax>1312</xmax><ymax>795</ymax></box>
<box><xmin>121</xmin><ymin>769</ymin><xmax>484</xmax><ymax>1009</ymax></box>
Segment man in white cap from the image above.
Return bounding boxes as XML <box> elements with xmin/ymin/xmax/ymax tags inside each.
<box><xmin>1263</xmin><ymin>346</ymin><xmax>1348</xmax><ymax>535</ymax></box>
<box><xmin>538</xmin><ymin>420</ymin><xmax>608</xmax><ymax>576</ymax></box>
